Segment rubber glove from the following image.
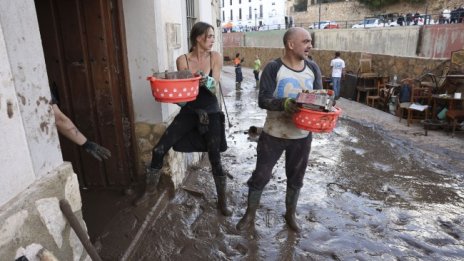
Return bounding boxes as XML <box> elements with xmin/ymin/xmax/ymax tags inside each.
<box><xmin>195</xmin><ymin>71</ymin><xmax>208</xmax><ymax>86</ymax></box>
<box><xmin>283</xmin><ymin>98</ymin><xmax>300</xmax><ymax>114</ymax></box>
<box><xmin>82</xmin><ymin>140</ymin><xmax>111</xmax><ymax>161</ymax></box>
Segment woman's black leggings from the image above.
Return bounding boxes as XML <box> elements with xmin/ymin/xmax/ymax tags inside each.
<box><xmin>150</xmin><ymin>112</ymin><xmax>224</xmax><ymax>176</ymax></box>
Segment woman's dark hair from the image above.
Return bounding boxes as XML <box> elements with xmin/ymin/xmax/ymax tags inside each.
<box><xmin>235</xmin><ymin>53</ymin><xmax>240</xmax><ymax>58</ymax></box>
<box><xmin>189</xmin><ymin>22</ymin><xmax>214</xmax><ymax>52</ymax></box>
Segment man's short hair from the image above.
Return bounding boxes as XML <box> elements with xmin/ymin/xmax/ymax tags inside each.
<box><xmin>283</xmin><ymin>28</ymin><xmax>299</xmax><ymax>47</ymax></box>
<box><xmin>335</xmin><ymin>51</ymin><xmax>340</xmax><ymax>57</ymax></box>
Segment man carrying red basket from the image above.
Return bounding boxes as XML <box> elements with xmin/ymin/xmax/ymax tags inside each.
<box><xmin>237</xmin><ymin>27</ymin><xmax>323</xmax><ymax>232</ymax></box>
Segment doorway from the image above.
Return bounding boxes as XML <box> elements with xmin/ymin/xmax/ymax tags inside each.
<box><xmin>35</xmin><ymin>0</ymin><xmax>136</xmax><ymax>188</ymax></box>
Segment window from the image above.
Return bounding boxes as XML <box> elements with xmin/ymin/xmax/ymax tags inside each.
<box><xmin>230</xmin><ymin>0</ymin><xmax>232</xmax><ymax>5</ymax></box>
<box><xmin>239</xmin><ymin>8</ymin><xmax>242</xmax><ymax>20</ymax></box>
<box><xmin>260</xmin><ymin>5</ymin><xmax>263</xmax><ymax>18</ymax></box>
<box><xmin>230</xmin><ymin>10</ymin><xmax>233</xmax><ymax>20</ymax></box>
<box><xmin>249</xmin><ymin>6</ymin><xmax>252</xmax><ymax>19</ymax></box>
<box><xmin>239</xmin><ymin>0</ymin><xmax>241</xmax><ymax>4</ymax></box>
<box><xmin>186</xmin><ymin>0</ymin><xmax>196</xmax><ymax>50</ymax></box>
<box><xmin>222</xmin><ymin>10</ymin><xmax>225</xmax><ymax>22</ymax></box>
<box><xmin>222</xmin><ymin>0</ymin><xmax>224</xmax><ymax>7</ymax></box>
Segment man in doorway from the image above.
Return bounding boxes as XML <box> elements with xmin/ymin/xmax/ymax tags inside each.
<box><xmin>330</xmin><ymin>51</ymin><xmax>345</xmax><ymax>100</ymax></box>
<box><xmin>236</xmin><ymin>27</ymin><xmax>323</xmax><ymax>232</ymax></box>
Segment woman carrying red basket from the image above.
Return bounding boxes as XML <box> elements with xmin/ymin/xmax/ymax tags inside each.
<box><xmin>134</xmin><ymin>22</ymin><xmax>232</xmax><ymax>216</ymax></box>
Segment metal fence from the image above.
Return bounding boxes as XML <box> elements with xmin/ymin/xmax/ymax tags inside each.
<box><xmin>224</xmin><ymin>11</ymin><xmax>464</xmax><ymax>32</ymax></box>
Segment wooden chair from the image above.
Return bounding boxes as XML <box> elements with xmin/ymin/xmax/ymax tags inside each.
<box><xmin>366</xmin><ymin>76</ymin><xmax>388</xmax><ymax>108</ymax></box>
<box><xmin>416</xmin><ymin>61</ymin><xmax>450</xmax><ymax>92</ymax></box>
<box><xmin>446</xmin><ymin>110</ymin><xmax>464</xmax><ymax>137</ymax></box>
<box><xmin>356</xmin><ymin>58</ymin><xmax>379</xmax><ymax>103</ymax></box>
<box><xmin>397</xmin><ymin>85</ymin><xmax>432</xmax><ymax>127</ymax></box>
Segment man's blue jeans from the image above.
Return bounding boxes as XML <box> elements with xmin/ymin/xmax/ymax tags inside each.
<box><xmin>332</xmin><ymin>77</ymin><xmax>341</xmax><ymax>97</ymax></box>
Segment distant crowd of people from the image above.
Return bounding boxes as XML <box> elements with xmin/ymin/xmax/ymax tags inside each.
<box><xmin>438</xmin><ymin>5</ymin><xmax>464</xmax><ymax>24</ymax></box>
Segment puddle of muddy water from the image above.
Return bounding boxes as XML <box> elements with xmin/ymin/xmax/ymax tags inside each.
<box><xmin>131</xmin><ymin>80</ymin><xmax>464</xmax><ymax>261</ymax></box>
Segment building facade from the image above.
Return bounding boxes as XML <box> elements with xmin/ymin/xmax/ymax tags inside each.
<box><xmin>221</xmin><ymin>0</ymin><xmax>287</xmax><ymax>31</ymax></box>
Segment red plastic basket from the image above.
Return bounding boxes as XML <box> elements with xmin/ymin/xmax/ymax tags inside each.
<box><xmin>293</xmin><ymin>107</ymin><xmax>342</xmax><ymax>133</ymax></box>
<box><xmin>147</xmin><ymin>75</ymin><xmax>201</xmax><ymax>103</ymax></box>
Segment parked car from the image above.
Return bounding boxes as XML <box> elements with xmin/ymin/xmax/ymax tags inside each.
<box><xmin>309</xmin><ymin>20</ymin><xmax>339</xmax><ymax>29</ymax></box>
<box><xmin>352</xmin><ymin>18</ymin><xmax>386</xmax><ymax>28</ymax></box>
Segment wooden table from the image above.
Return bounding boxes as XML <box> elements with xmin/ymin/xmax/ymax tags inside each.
<box><xmin>431</xmin><ymin>94</ymin><xmax>464</xmax><ymax>119</ymax></box>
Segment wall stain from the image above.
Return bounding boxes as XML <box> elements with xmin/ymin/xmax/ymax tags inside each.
<box><xmin>40</xmin><ymin>121</ymin><xmax>49</xmax><ymax>135</ymax></box>
<box><xmin>17</xmin><ymin>93</ymin><xmax>26</xmax><ymax>105</ymax></box>
<box><xmin>36</xmin><ymin>96</ymin><xmax>50</xmax><ymax>106</ymax></box>
<box><xmin>7</xmin><ymin>100</ymin><xmax>14</xmax><ymax>118</ymax></box>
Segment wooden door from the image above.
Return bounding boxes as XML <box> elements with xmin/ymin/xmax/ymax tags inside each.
<box><xmin>35</xmin><ymin>0</ymin><xmax>135</xmax><ymax>187</ymax></box>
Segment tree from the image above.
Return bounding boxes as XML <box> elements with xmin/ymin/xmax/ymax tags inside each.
<box><xmin>357</xmin><ymin>0</ymin><xmax>426</xmax><ymax>10</ymax></box>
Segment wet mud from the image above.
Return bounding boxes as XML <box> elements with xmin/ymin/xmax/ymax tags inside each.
<box><xmin>131</xmin><ymin>73</ymin><xmax>464</xmax><ymax>260</ymax></box>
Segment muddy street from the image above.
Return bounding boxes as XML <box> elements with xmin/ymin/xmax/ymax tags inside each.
<box><xmin>130</xmin><ymin>67</ymin><xmax>464</xmax><ymax>260</ymax></box>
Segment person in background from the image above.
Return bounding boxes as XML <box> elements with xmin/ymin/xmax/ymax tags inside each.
<box><xmin>397</xmin><ymin>13</ymin><xmax>405</xmax><ymax>26</ymax></box>
<box><xmin>134</xmin><ymin>22</ymin><xmax>232</xmax><ymax>216</ymax></box>
<box><xmin>50</xmin><ymin>85</ymin><xmax>111</xmax><ymax>161</ymax></box>
<box><xmin>253</xmin><ymin>54</ymin><xmax>262</xmax><ymax>88</ymax></box>
<box><xmin>443</xmin><ymin>6</ymin><xmax>451</xmax><ymax>24</ymax></box>
<box><xmin>234</xmin><ymin>53</ymin><xmax>244</xmax><ymax>90</ymax></box>
<box><xmin>236</xmin><ymin>27</ymin><xmax>323</xmax><ymax>232</ymax></box>
<box><xmin>330</xmin><ymin>51</ymin><xmax>345</xmax><ymax>100</ymax></box>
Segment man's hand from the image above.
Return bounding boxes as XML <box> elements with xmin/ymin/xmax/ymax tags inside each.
<box><xmin>82</xmin><ymin>141</ymin><xmax>111</xmax><ymax>161</ymax></box>
<box><xmin>283</xmin><ymin>98</ymin><xmax>300</xmax><ymax>114</ymax></box>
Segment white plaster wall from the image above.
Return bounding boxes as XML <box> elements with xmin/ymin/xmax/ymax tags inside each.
<box><xmin>0</xmin><ymin>0</ymin><xmax>62</xmax><ymax>177</ymax></box>
<box><xmin>124</xmin><ymin>0</ymin><xmax>222</xmax><ymax>124</ymax></box>
<box><xmin>123</xmin><ymin>0</ymin><xmax>184</xmax><ymax>123</ymax></box>
<box><xmin>0</xmin><ymin>25</ymin><xmax>35</xmax><ymax>206</ymax></box>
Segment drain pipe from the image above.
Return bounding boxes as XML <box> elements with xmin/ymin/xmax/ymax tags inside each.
<box><xmin>59</xmin><ymin>199</ymin><xmax>103</xmax><ymax>261</ymax></box>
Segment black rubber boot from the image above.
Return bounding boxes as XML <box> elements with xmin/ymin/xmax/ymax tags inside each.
<box><xmin>236</xmin><ymin>188</ymin><xmax>263</xmax><ymax>230</ymax></box>
<box><xmin>235</xmin><ymin>82</ymin><xmax>241</xmax><ymax>90</ymax></box>
<box><xmin>256</xmin><ymin>80</ymin><xmax>259</xmax><ymax>88</ymax></box>
<box><xmin>213</xmin><ymin>175</ymin><xmax>232</xmax><ymax>216</ymax></box>
<box><xmin>284</xmin><ymin>186</ymin><xmax>301</xmax><ymax>232</ymax></box>
<box><xmin>133</xmin><ymin>168</ymin><xmax>161</xmax><ymax>206</ymax></box>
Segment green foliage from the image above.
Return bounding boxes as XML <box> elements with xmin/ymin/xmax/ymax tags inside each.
<box><xmin>358</xmin><ymin>0</ymin><xmax>426</xmax><ymax>9</ymax></box>
<box><xmin>294</xmin><ymin>0</ymin><xmax>308</xmax><ymax>12</ymax></box>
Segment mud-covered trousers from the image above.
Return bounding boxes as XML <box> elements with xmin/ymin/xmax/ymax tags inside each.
<box><xmin>235</xmin><ymin>66</ymin><xmax>243</xmax><ymax>83</ymax></box>
<box><xmin>247</xmin><ymin>131</ymin><xmax>313</xmax><ymax>190</ymax></box>
<box><xmin>150</xmin><ymin>112</ymin><xmax>223</xmax><ymax>176</ymax></box>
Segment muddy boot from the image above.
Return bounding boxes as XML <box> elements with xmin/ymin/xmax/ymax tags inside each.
<box><xmin>133</xmin><ymin>168</ymin><xmax>161</xmax><ymax>206</ymax></box>
<box><xmin>236</xmin><ymin>188</ymin><xmax>263</xmax><ymax>230</ymax></box>
<box><xmin>284</xmin><ymin>186</ymin><xmax>301</xmax><ymax>232</ymax></box>
<box><xmin>256</xmin><ymin>80</ymin><xmax>259</xmax><ymax>88</ymax></box>
<box><xmin>235</xmin><ymin>82</ymin><xmax>241</xmax><ymax>91</ymax></box>
<box><xmin>213</xmin><ymin>175</ymin><xmax>232</xmax><ymax>216</ymax></box>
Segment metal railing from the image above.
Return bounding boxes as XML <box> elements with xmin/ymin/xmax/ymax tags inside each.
<box><xmin>222</xmin><ymin>11</ymin><xmax>463</xmax><ymax>32</ymax></box>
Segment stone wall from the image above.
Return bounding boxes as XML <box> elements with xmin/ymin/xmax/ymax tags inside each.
<box><xmin>289</xmin><ymin>0</ymin><xmax>463</xmax><ymax>27</ymax></box>
<box><xmin>222</xmin><ymin>23</ymin><xmax>464</xmax><ymax>59</ymax></box>
<box><xmin>224</xmin><ymin>47</ymin><xmax>447</xmax><ymax>82</ymax></box>
<box><xmin>134</xmin><ymin>121</ymin><xmax>203</xmax><ymax>188</ymax></box>
<box><xmin>0</xmin><ymin>163</ymin><xmax>90</xmax><ymax>260</ymax></box>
